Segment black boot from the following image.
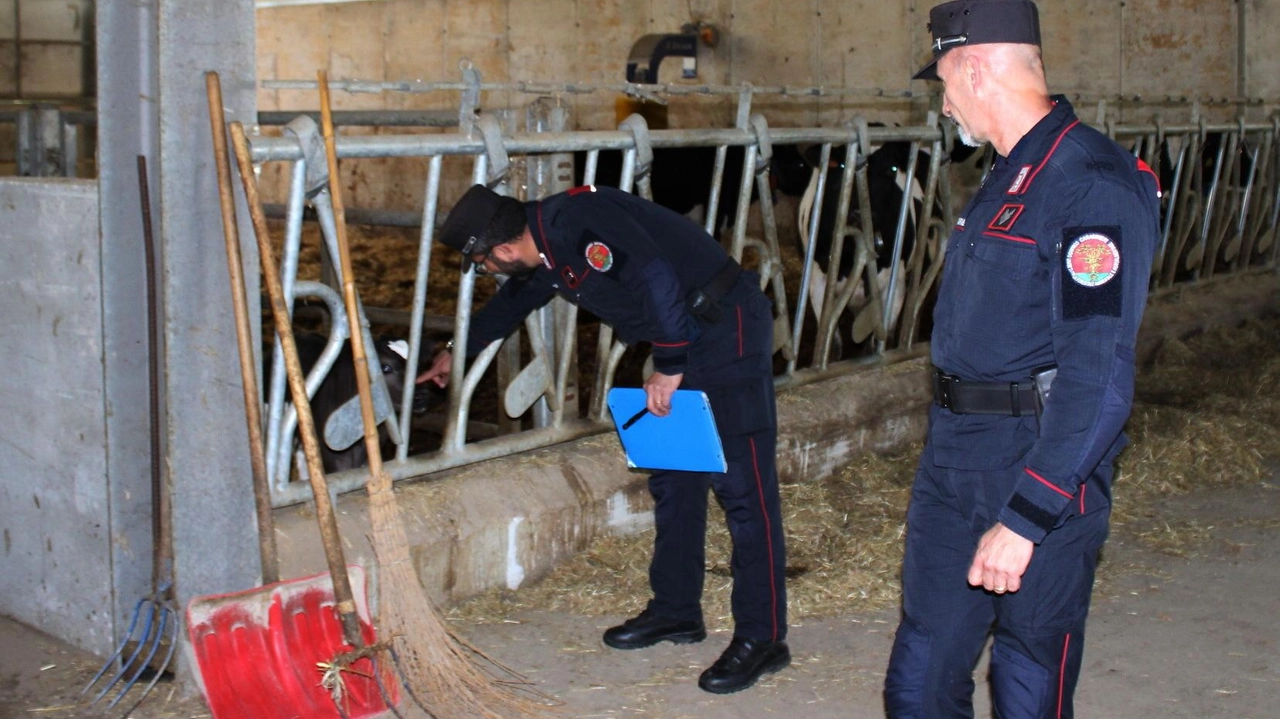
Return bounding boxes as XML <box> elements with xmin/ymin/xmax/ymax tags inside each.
<box><xmin>603</xmin><ymin>608</ymin><xmax>706</xmax><ymax>650</ymax></box>
<box><xmin>697</xmin><ymin>636</ymin><xmax>791</xmax><ymax>694</ymax></box>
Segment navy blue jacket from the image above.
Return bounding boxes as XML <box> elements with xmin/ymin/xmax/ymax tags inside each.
<box><xmin>930</xmin><ymin>97</ymin><xmax>1162</xmax><ymax>542</ymax></box>
<box><xmin>464</xmin><ymin>185</ymin><xmax>733</xmax><ymax>376</ymax></box>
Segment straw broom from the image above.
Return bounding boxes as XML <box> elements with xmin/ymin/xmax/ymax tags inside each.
<box><xmin>316</xmin><ymin>70</ymin><xmax>557</xmax><ymax>719</ymax></box>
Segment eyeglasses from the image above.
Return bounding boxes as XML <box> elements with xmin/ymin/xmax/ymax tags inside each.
<box><xmin>470</xmin><ymin>247</ymin><xmax>497</xmax><ymax>275</ymax></box>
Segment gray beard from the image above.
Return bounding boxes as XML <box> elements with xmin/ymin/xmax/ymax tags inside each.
<box><xmin>953</xmin><ymin>120</ymin><xmax>982</xmax><ymax>148</ymax></box>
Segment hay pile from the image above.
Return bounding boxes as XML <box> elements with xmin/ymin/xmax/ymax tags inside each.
<box><xmin>451</xmin><ymin>313</ymin><xmax>1280</xmax><ymax>628</ymax></box>
<box><xmin>1110</xmin><ymin>316</ymin><xmax>1280</xmax><ymax>555</ymax></box>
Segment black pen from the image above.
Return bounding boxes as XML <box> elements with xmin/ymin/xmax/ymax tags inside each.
<box><xmin>621</xmin><ymin>407</ymin><xmax>649</xmax><ymax>430</ymax></box>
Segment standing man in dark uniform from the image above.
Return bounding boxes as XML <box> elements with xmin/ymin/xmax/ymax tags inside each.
<box><xmin>884</xmin><ymin>1</ymin><xmax>1161</xmax><ymax>716</ymax></box>
<box><xmin>417</xmin><ymin>183</ymin><xmax>789</xmax><ymax>694</ymax></box>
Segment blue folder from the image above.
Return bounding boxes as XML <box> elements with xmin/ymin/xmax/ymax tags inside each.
<box><xmin>607</xmin><ymin>388</ymin><xmax>727</xmax><ymax>473</ymax></box>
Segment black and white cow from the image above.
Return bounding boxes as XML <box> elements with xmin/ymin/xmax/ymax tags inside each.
<box><xmin>795</xmin><ymin>134</ymin><xmax>979</xmax><ymax>350</ymax></box>
<box><xmin>271</xmin><ymin>332</ymin><xmax>434</xmax><ymax>474</ymax></box>
<box><xmin>572</xmin><ymin>144</ymin><xmax>812</xmax><ymax>238</ymax></box>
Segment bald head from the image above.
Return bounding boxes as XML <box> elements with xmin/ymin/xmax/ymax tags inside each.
<box><xmin>937</xmin><ymin>43</ymin><xmax>1053</xmax><ymax>156</ymax></box>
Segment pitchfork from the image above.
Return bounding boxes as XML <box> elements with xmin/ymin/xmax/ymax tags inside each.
<box><xmin>81</xmin><ymin>156</ymin><xmax>180</xmax><ymax>715</ymax></box>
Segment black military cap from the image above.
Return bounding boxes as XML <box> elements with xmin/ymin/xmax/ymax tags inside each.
<box><xmin>913</xmin><ymin>0</ymin><xmax>1042</xmax><ymax>81</ymax></box>
<box><xmin>437</xmin><ymin>184</ymin><xmax>527</xmax><ymax>269</ymax></box>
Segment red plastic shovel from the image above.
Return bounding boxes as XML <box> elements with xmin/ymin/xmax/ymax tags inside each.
<box><xmin>191</xmin><ymin>71</ymin><xmax>397</xmax><ymax>719</ymax></box>
<box><xmin>186</xmin><ymin>567</ymin><xmax>395</xmax><ymax>719</ymax></box>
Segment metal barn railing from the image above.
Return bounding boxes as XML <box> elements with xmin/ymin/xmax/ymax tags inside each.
<box><xmin>236</xmin><ymin>80</ymin><xmax>1280</xmax><ymax>507</ymax></box>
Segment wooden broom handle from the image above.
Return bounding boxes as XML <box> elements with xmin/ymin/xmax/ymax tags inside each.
<box><xmin>316</xmin><ymin>71</ymin><xmax>393</xmax><ymax>495</ymax></box>
<box><xmin>204</xmin><ymin>71</ymin><xmax>279</xmax><ymax>585</ymax></box>
<box><xmin>228</xmin><ymin>121</ymin><xmax>363</xmax><ymax>645</ymax></box>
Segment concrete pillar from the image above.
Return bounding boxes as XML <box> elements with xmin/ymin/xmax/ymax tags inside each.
<box><xmin>96</xmin><ymin>0</ymin><xmax>261</xmax><ymax>660</ymax></box>
<box><xmin>155</xmin><ymin>0</ymin><xmax>262</xmax><ymax>607</ymax></box>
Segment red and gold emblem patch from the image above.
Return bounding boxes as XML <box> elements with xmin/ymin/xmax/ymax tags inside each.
<box><xmin>1065</xmin><ymin>233</ymin><xmax>1120</xmax><ymax>287</ymax></box>
<box><xmin>585</xmin><ymin>241</ymin><xmax>613</xmax><ymax>271</ymax></box>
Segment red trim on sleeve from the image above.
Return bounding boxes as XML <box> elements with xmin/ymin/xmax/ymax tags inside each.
<box><xmin>1136</xmin><ymin>158</ymin><xmax>1162</xmax><ymax>195</ymax></box>
<box><xmin>1079</xmin><ymin>484</ymin><xmax>1087</xmax><ymax>514</ymax></box>
<box><xmin>1019</xmin><ymin>120</ymin><xmax>1080</xmax><ymax>195</ymax></box>
<box><xmin>651</xmin><ymin>340</ymin><xmax>690</xmax><ymax>348</ymax></box>
<box><xmin>1026</xmin><ymin>467</ymin><xmax>1073</xmax><ymax>499</ymax></box>
<box><xmin>534</xmin><ymin>202</ymin><xmax>556</xmax><ymax>268</ymax></box>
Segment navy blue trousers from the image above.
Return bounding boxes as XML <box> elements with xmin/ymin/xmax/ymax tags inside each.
<box><xmin>644</xmin><ymin>274</ymin><xmax>788</xmax><ymax>642</ymax></box>
<box><xmin>885</xmin><ymin>440</ymin><xmax>1112</xmax><ymax>718</ymax></box>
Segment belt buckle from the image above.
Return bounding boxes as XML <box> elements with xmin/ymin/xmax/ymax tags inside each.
<box><xmin>935</xmin><ymin>371</ymin><xmax>959</xmax><ymax>411</ymax></box>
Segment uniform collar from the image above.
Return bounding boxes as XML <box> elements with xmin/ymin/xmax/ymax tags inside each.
<box><xmin>1005</xmin><ymin>95</ymin><xmax>1076</xmax><ymax>165</ymax></box>
<box><xmin>525</xmin><ymin>200</ymin><xmax>556</xmax><ymax>270</ymax></box>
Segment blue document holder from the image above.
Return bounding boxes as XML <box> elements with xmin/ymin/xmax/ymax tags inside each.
<box><xmin>606</xmin><ymin>388</ymin><xmax>727</xmax><ymax>473</ymax></box>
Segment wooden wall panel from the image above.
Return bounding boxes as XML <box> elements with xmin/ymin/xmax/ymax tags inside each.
<box><xmin>1244</xmin><ymin>0</ymin><xmax>1278</xmax><ymax>114</ymax></box>
<box><xmin>1036</xmin><ymin>0</ymin><xmax>1123</xmax><ymax>101</ymax></box>
<box><xmin>251</xmin><ymin>0</ymin><xmax>1278</xmax><ymax>208</ymax></box>
<box><xmin>1123</xmin><ymin>0</ymin><xmax>1237</xmax><ymax>121</ymax></box>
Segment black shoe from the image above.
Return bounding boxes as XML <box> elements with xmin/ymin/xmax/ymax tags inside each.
<box><xmin>602</xmin><ymin>609</ymin><xmax>706</xmax><ymax>650</ymax></box>
<box><xmin>697</xmin><ymin>636</ymin><xmax>791</xmax><ymax>694</ymax></box>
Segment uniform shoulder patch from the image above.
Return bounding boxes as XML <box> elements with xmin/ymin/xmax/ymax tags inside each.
<box><xmin>1061</xmin><ymin>226</ymin><xmax>1122</xmax><ymax>320</ymax></box>
<box><xmin>585</xmin><ymin>240</ymin><xmax>614</xmax><ymax>271</ymax></box>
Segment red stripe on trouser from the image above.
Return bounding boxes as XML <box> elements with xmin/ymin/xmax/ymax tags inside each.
<box><xmin>1057</xmin><ymin>633</ymin><xmax>1071</xmax><ymax>719</ymax></box>
<box><xmin>749</xmin><ymin>435</ymin><xmax>779</xmax><ymax>641</ymax></box>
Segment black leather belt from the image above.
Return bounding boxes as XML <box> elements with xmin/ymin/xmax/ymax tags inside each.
<box><xmin>703</xmin><ymin>258</ymin><xmax>743</xmax><ymax>302</ymax></box>
<box><xmin>933</xmin><ymin>369</ymin><xmax>1040</xmax><ymax>417</ymax></box>
<box><xmin>687</xmin><ymin>259</ymin><xmax>743</xmax><ymax>324</ymax></box>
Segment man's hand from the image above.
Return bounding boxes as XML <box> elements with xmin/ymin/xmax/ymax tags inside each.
<box><xmin>643</xmin><ymin>371</ymin><xmax>683</xmax><ymax>417</ymax></box>
<box><xmin>416</xmin><ymin>350</ymin><xmax>452</xmax><ymax>388</ymax></box>
<box><xmin>967</xmin><ymin>522</ymin><xmax>1034</xmax><ymax>594</ymax></box>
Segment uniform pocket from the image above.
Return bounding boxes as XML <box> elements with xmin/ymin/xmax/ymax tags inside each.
<box><xmin>952</xmin><ymin>235</ymin><xmax>1047</xmax><ymax>343</ymax></box>
<box><xmin>930</xmin><ymin>412</ymin><xmax>1038</xmax><ymax>471</ymax></box>
<box><xmin>704</xmin><ymin>376</ymin><xmax>776</xmax><ymax>437</ymax></box>
<box><xmin>970</xmin><ymin>232</ymin><xmax>1040</xmax><ymax>272</ymax></box>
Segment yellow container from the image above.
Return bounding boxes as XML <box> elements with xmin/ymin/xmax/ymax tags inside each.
<box><xmin>615</xmin><ymin>96</ymin><xmax>669</xmax><ymax>129</ymax></box>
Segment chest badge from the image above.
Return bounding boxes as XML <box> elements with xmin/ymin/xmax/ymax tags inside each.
<box><xmin>585</xmin><ymin>241</ymin><xmax>614</xmax><ymax>272</ymax></box>
<box><xmin>1065</xmin><ymin>233</ymin><xmax>1120</xmax><ymax>287</ymax></box>
<box><xmin>987</xmin><ymin>203</ymin><xmax>1024</xmax><ymax>232</ymax></box>
<box><xmin>1007</xmin><ymin>165</ymin><xmax>1033</xmax><ymax>194</ymax></box>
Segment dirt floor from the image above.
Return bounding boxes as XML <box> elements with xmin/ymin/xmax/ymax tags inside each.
<box><xmin>3</xmin><ymin>274</ymin><xmax>1276</xmax><ymax>717</ymax></box>
<box><xmin>3</xmin><ymin>462</ymin><xmax>1276</xmax><ymax>719</ymax></box>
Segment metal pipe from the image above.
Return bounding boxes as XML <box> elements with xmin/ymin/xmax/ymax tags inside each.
<box><xmin>881</xmin><ymin>139</ymin><xmax>921</xmax><ymax>346</ymax></box>
<box><xmin>397</xmin><ymin>154</ymin><xmax>443</xmax><ymax>460</ymax></box>
<box><xmin>257</xmin><ymin>109</ymin><xmax>459</xmax><ymax>128</ymax></box>
<box><xmin>247</xmin><ymin>125</ymin><xmax>949</xmax><ymax>162</ymax></box>
<box><xmin>790</xmin><ymin>142</ymin><xmax>831</xmax><ymax>375</ymax></box>
<box><xmin>262</xmin><ymin>202</ymin><xmax>425</xmax><ymax>228</ymax></box>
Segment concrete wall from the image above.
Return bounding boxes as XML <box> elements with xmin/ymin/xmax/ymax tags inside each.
<box><xmin>0</xmin><ymin>0</ymin><xmax>263</xmax><ymax>661</ymax></box>
<box><xmin>0</xmin><ymin>179</ymin><xmax>116</xmax><ymax>651</ymax></box>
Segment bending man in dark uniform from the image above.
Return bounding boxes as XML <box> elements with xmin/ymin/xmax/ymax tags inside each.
<box><xmin>418</xmin><ymin>183</ymin><xmax>789</xmax><ymax>694</ymax></box>
<box><xmin>884</xmin><ymin>1</ymin><xmax>1161</xmax><ymax>716</ymax></box>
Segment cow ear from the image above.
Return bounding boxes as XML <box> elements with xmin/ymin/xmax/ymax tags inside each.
<box><xmin>385</xmin><ymin>340</ymin><xmax>409</xmax><ymax>361</ymax></box>
<box><xmin>802</xmin><ymin>145</ymin><xmax>823</xmax><ymax>169</ymax></box>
